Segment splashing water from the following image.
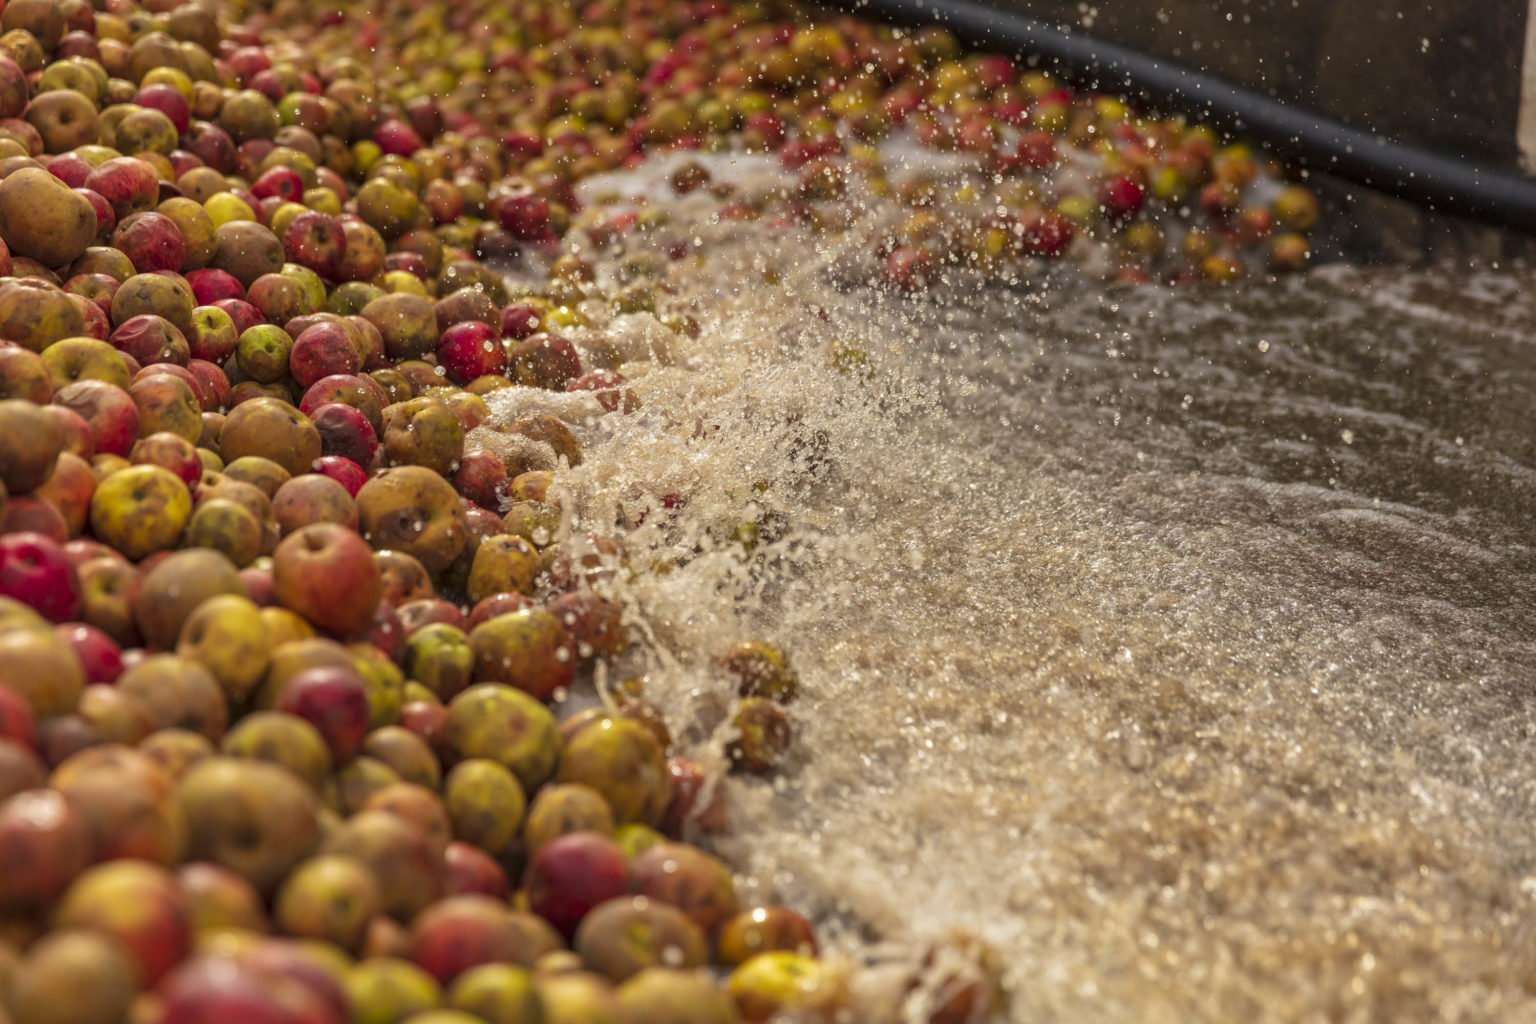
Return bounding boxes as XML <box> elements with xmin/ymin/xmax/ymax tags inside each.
<box><xmin>485</xmin><ymin>158</ymin><xmax>1536</xmax><ymax>1022</ymax></box>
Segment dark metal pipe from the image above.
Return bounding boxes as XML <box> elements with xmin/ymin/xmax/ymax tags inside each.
<box><xmin>827</xmin><ymin>0</ymin><xmax>1536</xmax><ymax>234</ymax></box>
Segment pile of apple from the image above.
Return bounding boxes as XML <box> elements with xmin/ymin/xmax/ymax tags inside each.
<box><xmin>0</xmin><ymin>0</ymin><xmax>1322</xmax><ymax>1019</ymax></box>
<box><xmin>243</xmin><ymin>0</ymin><xmax>1321</xmax><ymax>291</ymax></box>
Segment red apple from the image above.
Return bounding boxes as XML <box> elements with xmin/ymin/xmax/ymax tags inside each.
<box><xmin>442</xmin><ymin>839</ymin><xmax>510</xmax><ymax>899</ymax></box>
<box><xmin>55</xmin><ymin>623</ymin><xmax>124</xmax><ymax>684</ymax></box>
<box><xmin>409</xmin><ymin>895</ymin><xmax>561</xmax><ymax>984</ymax></box>
<box><xmin>524</xmin><ymin>831</ymin><xmax>632</xmax><ymax>941</ymax></box>
<box><xmin>435</xmin><ymin>321</ymin><xmax>505</xmax><ymax>384</ymax></box>
<box><xmin>186</xmin><ymin>269</ymin><xmax>245</xmax><ymax>306</ymax></box>
<box><xmin>0</xmin><ymin>531</ymin><xmax>81</xmax><ymax>622</ymax></box>
<box><xmin>42</xmin><ymin>405</ymin><xmax>96</xmax><ymax>459</ymax></box>
<box><xmin>52</xmin><ymin>379</ymin><xmax>140</xmax><ymax>457</ymax></box>
<box><xmin>131</xmin><ymin>431</ymin><xmax>203</xmax><ymax>486</ymax></box>
<box><xmin>290</xmin><ymin>323</ymin><xmax>361</xmax><ymax>390</ymax></box>
<box><xmin>310</xmin><ymin>402</ymin><xmax>379</xmax><ymax>469</ymax></box>
<box><xmin>156</xmin><ymin>953</ymin><xmax>346</xmax><ymax>1024</ymax></box>
<box><xmin>313</xmin><ymin>455</ymin><xmax>368</xmax><ymax>497</ymax></box>
<box><xmin>451</xmin><ymin>449</ymin><xmax>507</xmax><ymax>511</ymax></box>
<box><xmin>271</xmin><ymin>522</ymin><xmax>383</xmax><ymax>636</ymax></box>
<box><xmin>0</xmin><ymin>683</ymin><xmax>38</xmax><ymax>752</ymax></box>
<box><xmin>0</xmin><ymin>789</ymin><xmax>93</xmax><ymax>907</ymax></box>
<box><xmin>137</xmin><ymin>83</ymin><xmax>191</xmax><ymax>133</ymax></box>
<box><xmin>274</xmin><ymin>664</ymin><xmax>372</xmax><ymax>763</ymax></box>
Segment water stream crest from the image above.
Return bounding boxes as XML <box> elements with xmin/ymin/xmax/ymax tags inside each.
<box><xmin>483</xmin><ymin>151</ymin><xmax>1536</xmax><ymax>1022</ymax></box>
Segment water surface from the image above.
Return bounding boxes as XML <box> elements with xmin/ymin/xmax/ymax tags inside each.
<box><xmin>493</xmin><ymin>188</ymin><xmax>1536</xmax><ymax>1022</ymax></box>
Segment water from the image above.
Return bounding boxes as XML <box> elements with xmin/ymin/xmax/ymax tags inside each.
<box><xmin>483</xmin><ymin>168</ymin><xmax>1536</xmax><ymax>1021</ymax></box>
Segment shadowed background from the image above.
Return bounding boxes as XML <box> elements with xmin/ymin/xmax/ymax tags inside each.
<box><xmin>919</xmin><ymin>0</ymin><xmax>1535</xmax><ymax>259</ymax></box>
<box><xmin>990</xmin><ymin>0</ymin><xmax>1527</xmax><ymax>167</ymax></box>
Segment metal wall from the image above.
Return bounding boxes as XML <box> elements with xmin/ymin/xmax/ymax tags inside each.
<box><xmin>991</xmin><ymin>0</ymin><xmax>1528</xmax><ymax>171</ymax></box>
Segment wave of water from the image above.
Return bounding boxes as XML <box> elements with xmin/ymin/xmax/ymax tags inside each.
<box><xmin>487</xmin><ymin>173</ymin><xmax>1536</xmax><ymax>1021</ymax></box>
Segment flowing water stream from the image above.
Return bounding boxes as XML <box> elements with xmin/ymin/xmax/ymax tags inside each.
<box><xmin>482</xmin><ymin>155</ymin><xmax>1536</xmax><ymax>1022</ymax></box>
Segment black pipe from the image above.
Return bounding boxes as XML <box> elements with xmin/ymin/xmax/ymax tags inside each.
<box><xmin>826</xmin><ymin>0</ymin><xmax>1536</xmax><ymax>234</ymax></box>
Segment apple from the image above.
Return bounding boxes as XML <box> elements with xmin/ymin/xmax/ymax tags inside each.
<box><xmin>52</xmin><ymin>858</ymin><xmax>194</xmax><ymax>985</ymax></box>
<box><xmin>524</xmin><ymin>831</ymin><xmax>632</xmax><ymax>941</ymax></box>
<box><xmin>467</xmin><ymin>609</ymin><xmax>574</xmax><ymax>701</ymax></box>
<box><xmin>176</xmin><ymin>861</ymin><xmax>269</xmax><ymax>934</ymax></box>
<box><xmin>631</xmin><ymin>842</ymin><xmax>738</xmax><ymax>936</ymax></box>
<box><xmin>0</xmin><ymin>618</ymin><xmax>87</xmax><ymax>717</ymax></box>
<box><xmin>219</xmin><ymin>397</ymin><xmax>322</xmax><ymax>477</ymax></box>
<box><xmin>274</xmin><ymin>664</ymin><xmax>372</xmax><ymax>763</ymax></box>
<box><xmin>156</xmin><ymin>952</ymin><xmax>346</xmax><ymax>1024</ymax></box>
<box><xmin>441</xmin><ymin>840</ymin><xmax>510</xmax><ymax>900</ymax></box>
<box><xmin>310</xmin><ymin>401</ymin><xmax>379</xmax><ymax>467</ymax></box>
<box><xmin>575</xmin><ymin>897</ymin><xmax>708</xmax><ymax>982</ymax></box>
<box><xmin>177</xmin><ymin>756</ymin><xmax>322</xmax><ymax>895</ymax></box>
<box><xmin>320</xmin><ymin>808</ymin><xmax>445</xmax><ymax>922</ymax></box>
<box><xmin>717</xmin><ymin>907</ymin><xmax>818</xmax><ymax>965</ymax></box>
<box><xmin>314</xmin><ymin>455</ymin><xmax>368</xmax><ymax>497</ymax></box>
<box><xmin>0</xmin><ymin>398</ymin><xmax>64</xmax><ymax>494</ymax></box>
<box><xmin>176</xmin><ymin>593</ymin><xmax>270</xmax><ymax>701</ymax></box>
<box><xmin>55</xmin><ymin>623</ymin><xmax>123</xmax><ymax>684</ymax></box>
<box><xmin>75</xmin><ymin>555</ymin><xmax>142</xmax><ymax>647</ymax></box>
<box><xmin>50</xmin><ymin>743</ymin><xmax>188</xmax><ymax>866</ymax></box>
<box><xmin>272</xmin><ymin>522</ymin><xmax>383</xmax><ymax>636</ymax></box>
<box><xmin>0</xmin><ymin>789</ymin><xmax>92</xmax><ymax>908</ymax></box>
<box><xmin>52</xmin><ymin>379</ymin><xmax>140</xmax><ymax>457</ymax></box>
<box><xmin>356</xmin><ymin>466</ymin><xmax>469</xmax><ymax>575</ymax></box>
<box><xmin>0</xmin><ymin>531</ymin><xmax>81</xmax><ymax>622</ymax></box>
<box><xmin>3</xmin><ymin>929</ymin><xmax>142</xmax><ymax>1024</ymax></box>
<box><xmin>410</xmin><ymin>896</ymin><xmax>562</xmax><ymax>984</ymax></box>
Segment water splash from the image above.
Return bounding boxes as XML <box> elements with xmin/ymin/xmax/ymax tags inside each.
<box><xmin>487</xmin><ymin>174</ymin><xmax>1536</xmax><ymax>1021</ymax></box>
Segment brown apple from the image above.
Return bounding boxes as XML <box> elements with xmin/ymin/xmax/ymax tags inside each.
<box><xmin>219</xmin><ymin>396</ymin><xmax>322</xmax><ymax>476</ymax></box>
<box><xmin>380</xmin><ymin>396</ymin><xmax>464</xmax><ymax>477</ymax></box>
<box><xmin>631</xmin><ymin>842</ymin><xmax>738</xmax><ymax>937</ymax></box>
<box><xmin>356</xmin><ymin>465</ymin><xmax>468</xmax><ymax>575</ymax></box>
<box><xmin>467</xmin><ymin>608</ymin><xmax>574</xmax><ymax>701</ymax></box>
<box><xmin>0</xmin><ymin>167</ymin><xmax>97</xmax><ymax>268</ymax></box>
<box><xmin>271</xmin><ymin>473</ymin><xmax>357</xmax><ymax>535</ymax></box>
<box><xmin>177</xmin><ymin>861</ymin><xmax>269</xmax><ymax>934</ymax></box>
<box><xmin>176</xmin><ymin>756</ymin><xmax>322</xmax><ymax>895</ymax></box>
<box><xmin>50</xmin><ymin>743</ymin><xmax>188</xmax><ymax>865</ymax></box>
<box><xmin>3</xmin><ymin>929</ymin><xmax>141</xmax><ymax>1024</ymax></box>
<box><xmin>320</xmin><ymin>808</ymin><xmax>445</xmax><ymax>922</ymax></box>
<box><xmin>52</xmin><ymin>859</ymin><xmax>194</xmax><ymax>986</ymax></box>
<box><xmin>0</xmin><ymin>626</ymin><xmax>85</xmax><ymax>717</ymax></box>
<box><xmin>116</xmin><ymin>654</ymin><xmax>228</xmax><ymax>742</ymax></box>
<box><xmin>0</xmin><ymin>398</ymin><xmax>62</xmax><ymax>493</ymax></box>
<box><xmin>133</xmin><ymin>547</ymin><xmax>245</xmax><ymax>651</ymax></box>
<box><xmin>575</xmin><ymin>898</ymin><xmax>708</xmax><ymax>983</ymax></box>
